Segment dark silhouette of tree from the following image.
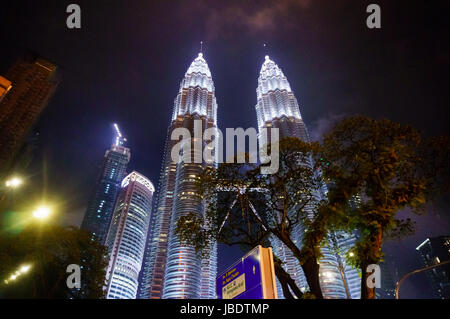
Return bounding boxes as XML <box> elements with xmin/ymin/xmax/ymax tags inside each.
<box><xmin>0</xmin><ymin>224</ymin><xmax>108</xmax><ymax>298</ymax></box>
<box><xmin>176</xmin><ymin>137</ymin><xmax>329</xmax><ymax>299</ymax></box>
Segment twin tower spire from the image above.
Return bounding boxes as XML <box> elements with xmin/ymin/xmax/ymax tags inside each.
<box><xmin>139</xmin><ymin>51</ymin><xmax>307</xmax><ymax>300</ymax></box>
<box><xmin>172</xmin><ymin>51</ymin><xmax>303</xmax><ymax>128</ymax></box>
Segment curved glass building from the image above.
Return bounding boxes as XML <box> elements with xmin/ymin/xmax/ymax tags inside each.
<box><xmin>255</xmin><ymin>56</ymin><xmax>360</xmax><ymax>299</ymax></box>
<box><xmin>138</xmin><ymin>53</ymin><xmax>217</xmax><ymax>299</ymax></box>
<box><xmin>105</xmin><ymin>171</ymin><xmax>154</xmax><ymax>299</ymax></box>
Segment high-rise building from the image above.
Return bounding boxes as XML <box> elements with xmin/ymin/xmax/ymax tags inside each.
<box><xmin>376</xmin><ymin>258</ymin><xmax>397</xmax><ymax>299</ymax></box>
<box><xmin>416</xmin><ymin>236</ymin><xmax>450</xmax><ymax>299</ymax></box>
<box><xmin>0</xmin><ymin>76</ymin><xmax>12</xmax><ymax>103</ymax></box>
<box><xmin>254</xmin><ymin>55</ymin><xmax>360</xmax><ymax>299</ymax></box>
<box><xmin>0</xmin><ymin>53</ymin><xmax>59</xmax><ymax>178</ymax></box>
<box><xmin>105</xmin><ymin>171</ymin><xmax>154</xmax><ymax>299</ymax></box>
<box><xmin>327</xmin><ymin>233</ymin><xmax>361</xmax><ymax>299</ymax></box>
<box><xmin>138</xmin><ymin>53</ymin><xmax>218</xmax><ymax>299</ymax></box>
<box><xmin>81</xmin><ymin>124</ymin><xmax>130</xmax><ymax>244</ymax></box>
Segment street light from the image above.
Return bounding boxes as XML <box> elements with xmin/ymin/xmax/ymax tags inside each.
<box><xmin>395</xmin><ymin>259</ymin><xmax>450</xmax><ymax>299</ymax></box>
<box><xmin>32</xmin><ymin>205</ymin><xmax>52</xmax><ymax>220</ymax></box>
<box><xmin>4</xmin><ymin>264</ymin><xmax>32</xmax><ymax>285</ymax></box>
<box><xmin>19</xmin><ymin>265</ymin><xmax>31</xmax><ymax>273</ymax></box>
<box><xmin>5</xmin><ymin>177</ymin><xmax>23</xmax><ymax>188</ymax></box>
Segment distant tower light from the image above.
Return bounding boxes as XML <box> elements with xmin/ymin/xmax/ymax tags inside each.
<box><xmin>113</xmin><ymin>123</ymin><xmax>126</xmax><ymax>146</ymax></box>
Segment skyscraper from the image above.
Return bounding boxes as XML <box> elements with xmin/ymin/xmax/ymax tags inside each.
<box><xmin>0</xmin><ymin>53</ymin><xmax>59</xmax><ymax>178</ymax></box>
<box><xmin>254</xmin><ymin>55</ymin><xmax>360</xmax><ymax>298</ymax></box>
<box><xmin>416</xmin><ymin>236</ymin><xmax>450</xmax><ymax>299</ymax></box>
<box><xmin>376</xmin><ymin>258</ymin><xmax>397</xmax><ymax>299</ymax></box>
<box><xmin>105</xmin><ymin>171</ymin><xmax>154</xmax><ymax>299</ymax></box>
<box><xmin>139</xmin><ymin>53</ymin><xmax>218</xmax><ymax>299</ymax></box>
<box><xmin>0</xmin><ymin>76</ymin><xmax>12</xmax><ymax>103</ymax></box>
<box><xmin>81</xmin><ymin>124</ymin><xmax>130</xmax><ymax>244</ymax></box>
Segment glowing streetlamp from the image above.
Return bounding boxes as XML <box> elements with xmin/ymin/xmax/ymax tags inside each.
<box><xmin>5</xmin><ymin>177</ymin><xmax>23</xmax><ymax>188</ymax></box>
<box><xmin>19</xmin><ymin>265</ymin><xmax>31</xmax><ymax>273</ymax></box>
<box><xmin>4</xmin><ymin>264</ymin><xmax>32</xmax><ymax>285</ymax></box>
<box><xmin>32</xmin><ymin>205</ymin><xmax>52</xmax><ymax>220</ymax></box>
<box><xmin>324</xmin><ymin>271</ymin><xmax>334</xmax><ymax>279</ymax></box>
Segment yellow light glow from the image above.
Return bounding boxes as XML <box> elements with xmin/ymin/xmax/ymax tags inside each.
<box><xmin>4</xmin><ymin>263</ymin><xmax>32</xmax><ymax>285</ymax></box>
<box><xmin>19</xmin><ymin>265</ymin><xmax>31</xmax><ymax>274</ymax></box>
<box><xmin>5</xmin><ymin>177</ymin><xmax>23</xmax><ymax>188</ymax></box>
<box><xmin>324</xmin><ymin>271</ymin><xmax>334</xmax><ymax>279</ymax></box>
<box><xmin>33</xmin><ymin>206</ymin><xmax>52</xmax><ymax>220</ymax></box>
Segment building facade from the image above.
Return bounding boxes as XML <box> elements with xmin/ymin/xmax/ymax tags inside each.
<box><xmin>138</xmin><ymin>53</ymin><xmax>217</xmax><ymax>299</ymax></box>
<box><xmin>0</xmin><ymin>53</ymin><xmax>59</xmax><ymax>178</ymax></box>
<box><xmin>81</xmin><ymin>125</ymin><xmax>130</xmax><ymax>244</ymax></box>
<box><xmin>416</xmin><ymin>236</ymin><xmax>450</xmax><ymax>299</ymax></box>
<box><xmin>376</xmin><ymin>258</ymin><xmax>397</xmax><ymax>299</ymax></box>
<box><xmin>0</xmin><ymin>76</ymin><xmax>12</xmax><ymax>103</ymax></box>
<box><xmin>105</xmin><ymin>171</ymin><xmax>154</xmax><ymax>299</ymax></box>
<box><xmin>254</xmin><ymin>55</ymin><xmax>360</xmax><ymax>299</ymax></box>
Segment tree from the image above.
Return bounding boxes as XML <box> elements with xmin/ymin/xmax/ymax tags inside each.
<box><xmin>0</xmin><ymin>224</ymin><xmax>108</xmax><ymax>298</ymax></box>
<box><xmin>176</xmin><ymin>137</ymin><xmax>329</xmax><ymax>298</ymax></box>
<box><xmin>318</xmin><ymin>116</ymin><xmax>427</xmax><ymax>299</ymax></box>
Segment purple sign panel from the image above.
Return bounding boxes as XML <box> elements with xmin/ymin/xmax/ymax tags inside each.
<box><xmin>216</xmin><ymin>246</ymin><xmax>264</xmax><ymax>299</ymax></box>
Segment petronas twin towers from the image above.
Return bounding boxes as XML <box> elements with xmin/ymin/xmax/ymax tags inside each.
<box><xmin>138</xmin><ymin>52</ymin><xmax>360</xmax><ymax>299</ymax></box>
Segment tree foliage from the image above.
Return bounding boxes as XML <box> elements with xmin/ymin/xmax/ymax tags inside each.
<box><xmin>176</xmin><ymin>137</ymin><xmax>328</xmax><ymax>298</ymax></box>
<box><xmin>317</xmin><ymin>116</ymin><xmax>429</xmax><ymax>299</ymax></box>
<box><xmin>0</xmin><ymin>224</ymin><xmax>108</xmax><ymax>299</ymax></box>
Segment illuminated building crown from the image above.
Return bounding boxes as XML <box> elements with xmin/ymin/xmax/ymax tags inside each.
<box><xmin>121</xmin><ymin>171</ymin><xmax>155</xmax><ymax>192</ymax></box>
<box><xmin>255</xmin><ymin>56</ymin><xmax>302</xmax><ymax>129</ymax></box>
<box><xmin>172</xmin><ymin>53</ymin><xmax>217</xmax><ymax>122</ymax></box>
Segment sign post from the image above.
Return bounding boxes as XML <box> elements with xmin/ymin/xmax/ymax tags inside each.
<box><xmin>217</xmin><ymin>245</ymin><xmax>278</xmax><ymax>299</ymax></box>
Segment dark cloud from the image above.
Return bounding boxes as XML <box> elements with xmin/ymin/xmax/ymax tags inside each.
<box><xmin>178</xmin><ymin>0</ymin><xmax>313</xmax><ymax>40</ymax></box>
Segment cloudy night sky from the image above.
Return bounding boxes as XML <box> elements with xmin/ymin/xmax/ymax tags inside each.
<box><xmin>1</xmin><ymin>0</ymin><xmax>449</xmax><ymax>298</ymax></box>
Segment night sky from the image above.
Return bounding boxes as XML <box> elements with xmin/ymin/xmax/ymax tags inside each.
<box><xmin>1</xmin><ymin>0</ymin><xmax>449</xmax><ymax>298</ymax></box>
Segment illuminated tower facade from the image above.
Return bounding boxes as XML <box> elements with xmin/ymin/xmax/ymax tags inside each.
<box><xmin>255</xmin><ymin>56</ymin><xmax>360</xmax><ymax>298</ymax></box>
<box><xmin>0</xmin><ymin>53</ymin><xmax>59</xmax><ymax>178</ymax></box>
<box><xmin>138</xmin><ymin>53</ymin><xmax>217</xmax><ymax>299</ymax></box>
<box><xmin>81</xmin><ymin>124</ymin><xmax>130</xmax><ymax>244</ymax></box>
<box><xmin>105</xmin><ymin>171</ymin><xmax>154</xmax><ymax>299</ymax></box>
<box><xmin>0</xmin><ymin>76</ymin><xmax>12</xmax><ymax>103</ymax></box>
<box><xmin>416</xmin><ymin>236</ymin><xmax>450</xmax><ymax>299</ymax></box>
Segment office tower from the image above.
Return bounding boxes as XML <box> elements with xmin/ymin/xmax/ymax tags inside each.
<box><xmin>81</xmin><ymin>124</ymin><xmax>130</xmax><ymax>244</ymax></box>
<box><xmin>105</xmin><ymin>171</ymin><xmax>154</xmax><ymax>299</ymax></box>
<box><xmin>0</xmin><ymin>76</ymin><xmax>12</xmax><ymax>103</ymax></box>
<box><xmin>328</xmin><ymin>233</ymin><xmax>361</xmax><ymax>299</ymax></box>
<box><xmin>376</xmin><ymin>258</ymin><xmax>397</xmax><ymax>299</ymax></box>
<box><xmin>255</xmin><ymin>55</ymin><xmax>360</xmax><ymax>298</ymax></box>
<box><xmin>0</xmin><ymin>53</ymin><xmax>59</xmax><ymax>178</ymax></box>
<box><xmin>139</xmin><ymin>53</ymin><xmax>218</xmax><ymax>299</ymax></box>
<box><xmin>416</xmin><ymin>236</ymin><xmax>450</xmax><ymax>299</ymax></box>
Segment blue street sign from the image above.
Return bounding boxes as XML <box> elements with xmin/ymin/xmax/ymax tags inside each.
<box><xmin>217</xmin><ymin>245</ymin><xmax>277</xmax><ymax>299</ymax></box>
